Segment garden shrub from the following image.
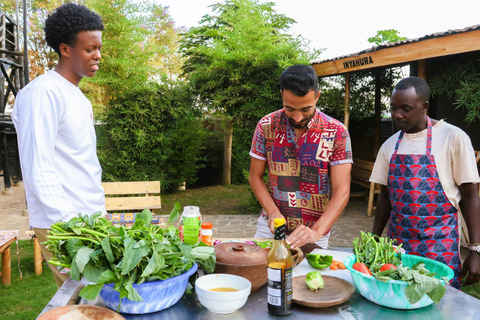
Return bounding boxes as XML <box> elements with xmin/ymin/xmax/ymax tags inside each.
<box><xmin>97</xmin><ymin>81</ymin><xmax>207</xmax><ymax>192</ymax></box>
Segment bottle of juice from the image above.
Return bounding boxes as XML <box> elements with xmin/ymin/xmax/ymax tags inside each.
<box><xmin>179</xmin><ymin>206</ymin><xmax>202</xmax><ymax>245</ymax></box>
<box><xmin>267</xmin><ymin>218</ymin><xmax>293</xmax><ymax>316</ymax></box>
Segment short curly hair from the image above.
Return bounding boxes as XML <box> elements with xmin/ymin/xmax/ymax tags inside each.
<box><xmin>44</xmin><ymin>2</ymin><xmax>104</xmax><ymax>55</ymax></box>
<box><xmin>279</xmin><ymin>65</ymin><xmax>319</xmax><ymax>97</ymax></box>
<box><xmin>394</xmin><ymin>76</ymin><xmax>430</xmax><ymax>101</ymax></box>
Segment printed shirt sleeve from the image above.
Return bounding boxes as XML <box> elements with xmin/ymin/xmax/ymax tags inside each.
<box><xmin>13</xmin><ymin>83</ymin><xmax>77</xmax><ymax>224</ymax></box>
<box><xmin>330</xmin><ymin>122</ymin><xmax>353</xmax><ymax>166</ymax></box>
<box><xmin>249</xmin><ymin>117</ymin><xmax>268</xmax><ymax>161</ymax></box>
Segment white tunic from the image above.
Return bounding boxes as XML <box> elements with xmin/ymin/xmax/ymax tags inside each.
<box><xmin>12</xmin><ymin>71</ymin><xmax>106</xmax><ymax>228</ymax></box>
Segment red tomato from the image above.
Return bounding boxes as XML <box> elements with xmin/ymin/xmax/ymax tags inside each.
<box><xmin>380</xmin><ymin>264</ymin><xmax>397</xmax><ymax>272</ymax></box>
<box><xmin>353</xmin><ymin>262</ymin><xmax>372</xmax><ymax>275</ymax></box>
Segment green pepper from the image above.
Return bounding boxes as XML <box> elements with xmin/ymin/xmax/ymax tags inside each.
<box><xmin>306</xmin><ymin>253</ymin><xmax>333</xmax><ymax>269</ymax></box>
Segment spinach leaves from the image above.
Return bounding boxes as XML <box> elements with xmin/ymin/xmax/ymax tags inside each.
<box><xmin>45</xmin><ymin>207</ymin><xmax>215</xmax><ymax>302</ymax></box>
<box><xmin>375</xmin><ymin>262</ymin><xmax>449</xmax><ymax>304</ymax></box>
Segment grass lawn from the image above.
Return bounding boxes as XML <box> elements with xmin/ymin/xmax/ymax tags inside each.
<box><xmin>0</xmin><ymin>240</ymin><xmax>57</xmax><ymax>320</ymax></box>
<box><xmin>155</xmin><ymin>184</ymin><xmax>255</xmax><ymax>215</ymax></box>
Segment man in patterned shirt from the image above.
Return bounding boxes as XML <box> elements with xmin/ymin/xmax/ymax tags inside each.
<box><xmin>249</xmin><ymin>65</ymin><xmax>353</xmax><ymax>249</ymax></box>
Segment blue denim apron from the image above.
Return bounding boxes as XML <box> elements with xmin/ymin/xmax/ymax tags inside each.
<box><xmin>386</xmin><ymin>117</ymin><xmax>461</xmax><ymax>288</ymax></box>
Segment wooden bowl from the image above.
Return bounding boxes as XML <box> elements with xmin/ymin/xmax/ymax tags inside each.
<box><xmin>38</xmin><ymin>305</ymin><xmax>125</xmax><ymax>320</ymax></box>
<box><xmin>214</xmin><ymin>242</ymin><xmax>269</xmax><ymax>291</ymax></box>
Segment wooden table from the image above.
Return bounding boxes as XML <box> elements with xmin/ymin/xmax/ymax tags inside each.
<box><xmin>0</xmin><ymin>230</ymin><xmax>18</xmax><ymax>286</ymax></box>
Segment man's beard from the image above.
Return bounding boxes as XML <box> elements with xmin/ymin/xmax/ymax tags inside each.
<box><xmin>288</xmin><ymin>114</ymin><xmax>314</xmax><ymax>129</ymax></box>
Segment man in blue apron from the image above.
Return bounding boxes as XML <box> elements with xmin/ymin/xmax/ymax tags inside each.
<box><xmin>370</xmin><ymin>77</ymin><xmax>480</xmax><ymax>289</ymax></box>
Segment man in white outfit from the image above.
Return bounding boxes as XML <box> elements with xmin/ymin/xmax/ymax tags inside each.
<box><xmin>12</xmin><ymin>3</ymin><xmax>106</xmax><ymax>288</ymax></box>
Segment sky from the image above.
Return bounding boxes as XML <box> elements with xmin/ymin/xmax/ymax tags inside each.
<box><xmin>157</xmin><ymin>0</ymin><xmax>480</xmax><ymax>60</ymax></box>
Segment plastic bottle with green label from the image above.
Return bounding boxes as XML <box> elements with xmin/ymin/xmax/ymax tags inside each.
<box><xmin>179</xmin><ymin>205</ymin><xmax>202</xmax><ymax>245</ymax></box>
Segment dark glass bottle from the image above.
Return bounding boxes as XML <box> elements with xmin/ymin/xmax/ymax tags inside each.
<box><xmin>267</xmin><ymin>218</ymin><xmax>293</xmax><ymax>316</ymax></box>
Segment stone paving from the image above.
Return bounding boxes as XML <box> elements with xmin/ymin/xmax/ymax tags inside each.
<box><xmin>0</xmin><ymin>182</ymin><xmax>30</xmax><ymax>240</ymax></box>
<box><xmin>0</xmin><ymin>182</ymin><xmax>377</xmax><ymax>247</ymax></box>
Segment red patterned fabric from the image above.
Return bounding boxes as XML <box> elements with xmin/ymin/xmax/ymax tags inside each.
<box><xmin>250</xmin><ymin>108</ymin><xmax>352</xmax><ymax>234</ymax></box>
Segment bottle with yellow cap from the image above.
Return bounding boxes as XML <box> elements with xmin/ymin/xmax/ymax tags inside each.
<box><xmin>267</xmin><ymin>218</ymin><xmax>293</xmax><ymax>316</ymax></box>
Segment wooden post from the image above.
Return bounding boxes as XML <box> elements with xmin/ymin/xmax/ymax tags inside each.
<box><xmin>0</xmin><ymin>238</ymin><xmax>15</xmax><ymax>286</ymax></box>
<box><xmin>374</xmin><ymin>70</ymin><xmax>382</xmax><ymax>158</ymax></box>
<box><xmin>34</xmin><ymin>237</ymin><xmax>43</xmax><ymax>275</ymax></box>
<box><xmin>344</xmin><ymin>73</ymin><xmax>350</xmax><ymax>129</ymax></box>
<box><xmin>417</xmin><ymin>59</ymin><xmax>428</xmax><ymax>81</ymax></box>
<box><xmin>222</xmin><ymin>120</ymin><xmax>232</xmax><ymax>185</ymax></box>
<box><xmin>1</xmin><ymin>246</ymin><xmax>10</xmax><ymax>285</ymax></box>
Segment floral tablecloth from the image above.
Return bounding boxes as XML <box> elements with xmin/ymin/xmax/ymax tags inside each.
<box><xmin>0</xmin><ymin>229</ymin><xmax>22</xmax><ymax>279</ymax></box>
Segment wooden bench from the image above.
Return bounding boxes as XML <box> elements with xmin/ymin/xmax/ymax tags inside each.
<box><xmin>0</xmin><ymin>230</ymin><xmax>19</xmax><ymax>286</ymax></box>
<box><xmin>351</xmin><ymin>159</ymin><xmax>380</xmax><ymax>217</ymax></box>
<box><xmin>102</xmin><ymin>181</ymin><xmax>162</xmax><ymax>224</ymax></box>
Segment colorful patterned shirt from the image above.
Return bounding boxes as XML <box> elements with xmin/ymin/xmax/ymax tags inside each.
<box><xmin>249</xmin><ymin>108</ymin><xmax>353</xmax><ymax>234</ymax></box>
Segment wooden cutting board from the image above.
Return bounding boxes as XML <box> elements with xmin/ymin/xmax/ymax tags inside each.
<box><xmin>292</xmin><ymin>275</ymin><xmax>355</xmax><ymax>308</ymax></box>
<box><xmin>37</xmin><ymin>305</ymin><xmax>126</xmax><ymax>320</ymax></box>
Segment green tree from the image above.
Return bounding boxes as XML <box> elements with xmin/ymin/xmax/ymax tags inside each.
<box><xmin>83</xmin><ymin>0</ymin><xmax>167</xmax><ymax>113</ymax></box>
<box><xmin>3</xmin><ymin>0</ymin><xmax>183</xmax><ymax>113</ymax></box>
<box><xmin>180</xmin><ymin>0</ymin><xmax>321</xmax><ymax>183</ymax></box>
<box><xmin>368</xmin><ymin>29</ymin><xmax>407</xmax><ymax>46</ymax></box>
<box><xmin>145</xmin><ymin>4</ymin><xmax>186</xmax><ymax>80</ymax></box>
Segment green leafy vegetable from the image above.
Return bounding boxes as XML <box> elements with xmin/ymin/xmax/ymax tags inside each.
<box><xmin>306</xmin><ymin>253</ymin><xmax>333</xmax><ymax>269</ymax></box>
<box><xmin>253</xmin><ymin>240</ymin><xmax>273</xmax><ymax>248</ymax></box>
<box><xmin>381</xmin><ymin>262</ymin><xmax>449</xmax><ymax>304</ymax></box>
<box><xmin>167</xmin><ymin>202</ymin><xmax>182</xmax><ymax>227</ymax></box>
<box><xmin>306</xmin><ymin>271</ymin><xmax>324</xmax><ymax>291</ymax></box>
<box><xmin>353</xmin><ymin>231</ymin><xmax>401</xmax><ymax>272</ymax></box>
<box><xmin>45</xmin><ymin>204</ymin><xmax>215</xmax><ymax>305</ymax></box>
<box><xmin>191</xmin><ymin>245</ymin><xmax>216</xmax><ymax>274</ymax></box>
<box><xmin>352</xmin><ymin>232</ymin><xmax>449</xmax><ymax>304</ymax></box>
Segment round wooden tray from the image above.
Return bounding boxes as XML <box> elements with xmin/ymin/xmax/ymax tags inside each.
<box><xmin>292</xmin><ymin>275</ymin><xmax>355</xmax><ymax>308</ymax></box>
<box><xmin>38</xmin><ymin>305</ymin><xmax>126</xmax><ymax>320</ymax></box>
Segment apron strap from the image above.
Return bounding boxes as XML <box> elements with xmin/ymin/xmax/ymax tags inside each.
<box><xmin>426</xmin><ymin>116</ymin><xmax>432</xmax><ymax>156</ymax></box>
